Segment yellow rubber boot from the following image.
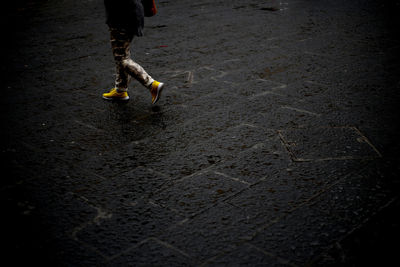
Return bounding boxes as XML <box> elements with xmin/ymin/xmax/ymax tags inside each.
<box><xmin>102</xmin><ymin>88</ymin><xmax>129</xmax><ymax>101</ymax></box>
<box><xmin>150</xmin><ymin>81</ymin><xmax>164</xmax><ymax>104</ymax></box>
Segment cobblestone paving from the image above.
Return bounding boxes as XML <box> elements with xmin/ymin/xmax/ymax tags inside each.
<box><xmin>1</xmin><ymin>0</ymin><xmax>400</xmax><ymax>266</ymax></box>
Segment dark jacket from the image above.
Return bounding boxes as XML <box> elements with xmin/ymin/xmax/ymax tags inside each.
<box><xmin>104</xmin><ymin>0</ymin><xmax>144</xmax><ymax>36</ymax></box>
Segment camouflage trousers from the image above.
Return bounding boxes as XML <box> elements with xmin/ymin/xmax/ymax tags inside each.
<box><xmin>109</xmin><ymin>28</ymin><xmax>154</xmax><ymax>92</ymax></box>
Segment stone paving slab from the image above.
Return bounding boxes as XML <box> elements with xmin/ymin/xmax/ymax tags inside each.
<box><xmin>109</xmin><ymin>238</ymin><xmax>195</xmax><ymax>266</ymax></box>
<box><xmin>76</xmin><ymin>199</ymin><xmax>184</xmax><ymax>258</ymax></box>
<box><xmin>249</xmin><ymin>163</ymin><xmax>397</xmax><ymax>266</ymax></box>
<box><xmin>278</xmin><ymin>126</ymin><xmax>382</xmax><ymax>161</ymax></box>
<box><xmin>204</xmin><ymin>242</ymin><xmax>295</xmax><ymax>267</ymax></box>
<box><xmin>153</xmin><ymin>171</ymin><xmax>248</xmax><ymax>217</ymax></box>
<box><xmin>158</xmin><ymin>202</ymin><xmax>257</xmax><ymax>263</ymax></box>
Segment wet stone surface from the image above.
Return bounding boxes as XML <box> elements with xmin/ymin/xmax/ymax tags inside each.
<box><xmin>279</xmin><ymin>126</ymin><xmax>382</xmax><ymax>161</ymax></box>
<box><xmin>1</xmin><ymin>0</ymin><xmax>400</xmax><ymax>266</ymax></box>
<box><xmin>152</xmin><ymin>171</ymin><xmax>248</xmax><ymax>217</ymax></box>
<box><xmin>109</xmin><ymin>238</ymin><xmax>195</xmax><ymax>266</ymax></box>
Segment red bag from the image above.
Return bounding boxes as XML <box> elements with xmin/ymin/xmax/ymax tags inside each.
<box><xmin>142</xmin><ymin>0</ymin><xmax>157</xmax><ymax>17</ymax></box>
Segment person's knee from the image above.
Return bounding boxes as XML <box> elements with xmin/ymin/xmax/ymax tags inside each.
<box><xmin>121</xmin><ymin>58</ymin><xmax>131</xmax><ymax>68</ymax></box>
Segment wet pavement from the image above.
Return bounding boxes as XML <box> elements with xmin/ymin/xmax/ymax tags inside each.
<box><xmin>1</xmin><ymin>0</ymin><xmax>400</xmax><ymax>266</ymax></box>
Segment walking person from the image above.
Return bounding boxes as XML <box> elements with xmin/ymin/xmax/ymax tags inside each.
<box><xmin>102</xmin><ymin>0</ymin><xmax>164</xmax><ymax>104</ymax></box>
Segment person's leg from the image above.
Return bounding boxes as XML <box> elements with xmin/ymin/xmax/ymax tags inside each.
<box><xmin>110</xmin><ymin>28</ymin><xmax>132</xmax><ymax>92</ymax></box>
<box><xmin>120</xmin><ymin>41</ymin><xmax>154</xmax><ymax>88</ymax></box>
<box><xmin>103</xmin><ymin>27</ymin><xmax>131</xmax><ymax>100</ymax></box>
<box><xmin>121</xmin><ymin>41</ymin><xmax>165</xmax><ymax>104</ymax></box>
<box><xmin>104</xmin><ymin>27</ymin><xmax>164</xmax><ymax>103</ymax></box>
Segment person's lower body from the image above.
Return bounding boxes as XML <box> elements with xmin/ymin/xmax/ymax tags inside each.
<box><xmin>103</xmin><ymin>27</ymin><xmax>164</xmax><ymax>103</ymax></box>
